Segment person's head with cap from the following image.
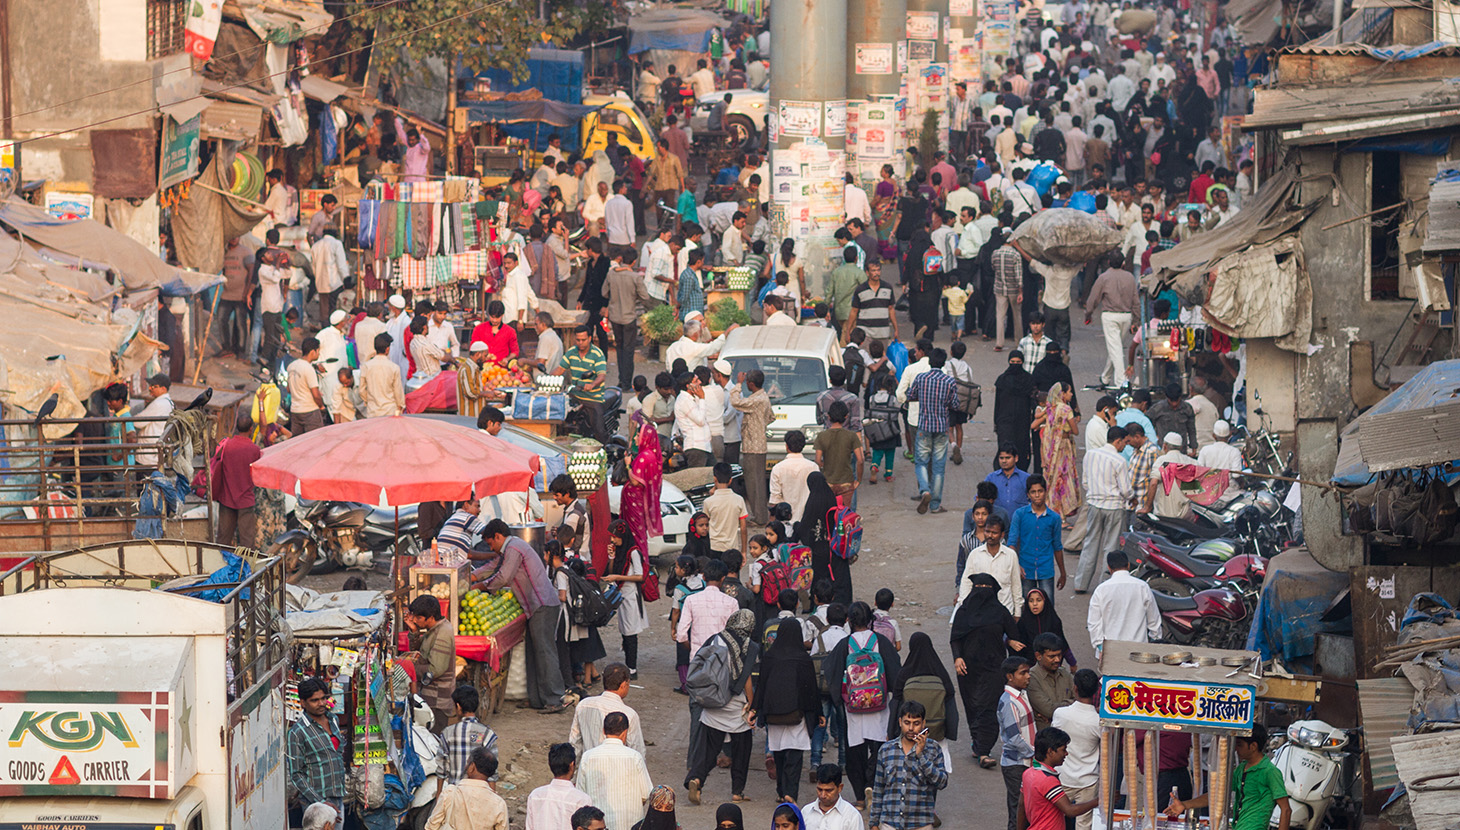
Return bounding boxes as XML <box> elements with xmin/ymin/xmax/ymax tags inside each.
<box><xmin>469</xmin><ymin>341</ymin><xmax>490</xmax><ymax>364</ymax></box>
<box><xmin>388</xmin><ymin>294</ymin><xmax>407</xmax><ymax>314</ymax></box>
<box><xmin>147</xmin><ymin>374</ymin><xmax>171</xmax><ymax>400</ymax></box>
<box><xmin>329</xmin><ymin>309</ymin><xmax>349</xmax><ymax>329</ymax></box>
<box><xmin>1213</xmin><ymin>420</ymin><xmax>1232</xmax><ymax>441</ymax></box>
<box><xmin>711</xmin><ymin>358</ymin><xmax>733</xmax><ymax>384</ymax></box>
<box><xmin>1163</xmin><ymin>432</ymin><xmax>1184</xmax><ymax>450</ymax></box>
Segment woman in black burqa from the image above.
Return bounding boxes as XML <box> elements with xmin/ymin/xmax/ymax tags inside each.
<box><xmin>993</xmin><ymin>351</ymin><xmax>1037</xmax><ymax>470</ymax></box>
<box><xmin>887</xmin><ymin>631</ymin><xmax>961</xmax><ymax>773</ymax></box>
<box><xmin>950</xmin><ymin>572</ymin><xmax>1026</xmax><ymax>769</ymax></box>
<box><xmin>751</xmin><ymin>617</ymin><xmax>824</xmax><ymax>804</ymax></box>
<box><xmin>798</xmin><ymin>471</ymin><xmax>852</xmax><ymax>605</ymax></box>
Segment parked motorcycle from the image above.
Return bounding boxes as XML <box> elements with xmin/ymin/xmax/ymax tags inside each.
<box><xmin>1124</xmin><ymin>531</ymin><xmax>1267</xmax><ymax>596</ymax></box>
<box><xmin>1135</xmin><ymin>487</ymin><xmax>1294</xmax><ymax>546</ymax></box>
<box><xmin>561</xmin><ymin>384</ymin><xmax>624</xmax><ymax>441</ymax></box>
<box><xmin>1154</xmin><ymin>585</ymin><xmax>1253</xmax><ymax>649</ymax></box>
<box><xmin>268</xmin><ymin>498</ymin><xmax>421</xmax><ymax>583</ymax></box>
<box><xmin>1268</xmin><ymin>719</ymin><xmax>1361</xmax><ymax>830</ymax></box>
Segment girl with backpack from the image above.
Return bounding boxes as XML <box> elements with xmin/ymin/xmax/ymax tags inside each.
<box><xmin>950</xmin><ymin>572</ymin><xmax>1026</xmax><ymax>770</ymax></box>
<box><xmin>555</xmin><ymin>556</ymin><xmax>607</xmax><ymax>691</ymax></box>
<box><xmin>670</xmin><ymin>554</ymin><xmax>706</xmax><ymax>695</ymax></box>
<box><xmin>798</xmin><ymin>473</ymin><xmax>852</xmax><ymax>606</ymax></box>
<box><xmin>603</xmin><ymin>519</ymin><xmax>650</xmax><ymax>679</ymax></box>
<box><xmin>826</xmin><ymin>601</ymin><xmax>901</xmax><ymax>807</ymax></box>
<box><xmin>888</xmin><ymin>631</ymin><xmax>960</xmax><ymax>777</ymax></box>
<box><xmin>750</xmin><ymin>618</ymin><xmax>824</xmax><ymax>804</ymax></box>
<box><xmin>747</xmin><ymin>534</ymin><xmax>781</xmax><ymax>626</ymax></box>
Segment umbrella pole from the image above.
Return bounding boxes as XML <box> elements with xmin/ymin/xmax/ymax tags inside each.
<box><xmin>393</xmin><ymin>505</ymin><xmax>402</xmax><ymax>633</ymax></box>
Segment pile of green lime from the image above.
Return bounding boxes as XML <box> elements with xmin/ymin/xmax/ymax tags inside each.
<box><xmin>460</xmin><ymin>588</ymin><xmax>525</xmax><ymax>636</ymax></box>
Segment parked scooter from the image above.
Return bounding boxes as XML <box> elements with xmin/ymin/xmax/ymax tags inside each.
<box><xmin>1269</xmin><ymin>720</ymin><xmax>1361</xmax><ymax>830</ymax></box>
<box><xmin>1153</xmin><ymin>585</ymin><xmax>1253</xmax><ymax>649</ymax></box>
<box><xmin>268</xmin><ymin>497</ymin><xmax>421</xmax><ymax>583</ymax></box>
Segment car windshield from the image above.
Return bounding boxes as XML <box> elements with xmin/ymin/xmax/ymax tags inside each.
<box><xmin>729</xmin><ymin>356</ymin><xmax>826</xmax><ymax>404</ymax></box>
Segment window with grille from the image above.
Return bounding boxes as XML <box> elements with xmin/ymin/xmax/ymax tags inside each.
<box><xmin>147</xmin><ymin>0</ymin><xmax>187</xmax><ymax>60</ymax></box>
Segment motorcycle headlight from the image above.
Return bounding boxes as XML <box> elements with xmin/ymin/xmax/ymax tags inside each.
<box><xmin>1289</xmin><ymin>724</ymin><xmax>1328</xmax><ymax>749</ymax></box>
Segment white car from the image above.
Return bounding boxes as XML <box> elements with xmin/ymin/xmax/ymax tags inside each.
<box><xmin>689</xmin><ymin>90</ymin><xmax>768</xmax><ymax>147</ymax></box>
<box><xmin>719</xmin><ymin>325</ymin><xmax>845</xmax><ymax>465</ymax></box>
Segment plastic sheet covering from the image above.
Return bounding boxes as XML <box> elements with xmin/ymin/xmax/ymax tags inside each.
<box><xmin>1245</xmin><ymin>546</ymin><xmax>1350</xmax><ymax>667</ymax></box>
<box><xmin>284</xmin><ymin>584</ymin><xmax>389</xmax><ymax>638</ymax></box>
<box><xmin>628</xmin><ymin>9</ymin><xmax>729</xmax><ymax>54</ymax></box>
<box><xmin>1394</xmin><ymin>594</ymin><xmax>1460</xmax><ymax>727</ymax></box>
<box><xmin>0</xmin><ymin>198</ymin><xmax>223</xmax><ymax>296</ymax></box>
<box><xmin>1009</xmin><ymin>208</ymin><xmax>1122</xmax><ymax>266</ymax></box>
<box><xmin>1202</xmin><ymin>234</ymin><xmax>1314</xmax><ymax>353</ymax></box>
<box><xmin>173</xmin><ymin>158</ymin><xmax>268</xmax><ymax>274</ymax></box>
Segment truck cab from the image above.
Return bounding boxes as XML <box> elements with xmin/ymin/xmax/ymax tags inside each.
<box><xmin>581</xmin><ymin>94</ymin><xmax>657</xmax><ymax>162</ymax></box>
<box><xmin>719</xmin><ymin>325</ymin><xmax>844</xmax><ymax>464</ymax></box>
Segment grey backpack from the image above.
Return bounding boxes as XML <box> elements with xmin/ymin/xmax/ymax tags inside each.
<box><xmin>686</xmin><ymin>634</ymin><xmax>734</xmax><ymax>709</ymax></box>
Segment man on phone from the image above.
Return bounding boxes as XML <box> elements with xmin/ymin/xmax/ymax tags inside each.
<box><xmin>868</xmin><ymin>701</ymin><xmax>948</xmax><ymax>830</ymax></box>
<box><xmin>554</xmin><ymin>325</ymin><xmax>608</xmax><ymax>443</ymax></box>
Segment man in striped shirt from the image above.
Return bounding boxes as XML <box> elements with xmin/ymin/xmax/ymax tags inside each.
<box><xmin>843</xmin><ymin>261</ymin><xmax>898</xmax><ymax>344</ymax></box>
<box><xmin>1076</xmin><ymin>426</ymin><xmax>1132</xmax><ymax>593</ymax></box>
<box><xmin>1018</xmin><ymin>727</ymin><xmax>1100</xmax><ymax>830</ymax></box>
<box><xmin>906</xmin><ymin>349</ymin><xmax>960</xmax><ymax>515</ymax></box>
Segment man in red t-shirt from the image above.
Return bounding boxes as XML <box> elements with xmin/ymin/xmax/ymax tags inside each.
<box><xmin>1018</xmin><ymin>727</ymin><xmax>1100</xmax><ymax>830</ymax></box>
<box><xmin>214</xmin><ymin>412</ymin><xmax>263</xmax><ymax>548</ymax></box>
<box><xmin>469</xmin><ymin>300</ymin><xmax>520</xmax><ymax>364</ymax></box>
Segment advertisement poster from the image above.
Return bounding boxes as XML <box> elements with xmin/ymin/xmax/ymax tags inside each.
<box><xmin>855</xmin><ymin>42</ymin><xmax>895</xmax><ymax>74</ymax></box>
<box><xmin>45</xmin><ymin>192</ymin><xmax>94</xmax><ymax>221</ymax></box>
<box><xmin>766</xmin><ymin>110</ymin><xmax>779</xmax><ymax>143</ymax></box>
<box><xmin>159</xmin><ymin>113</ymin><xmax>201</xmax><ymax>190</ymax></box>
<box><xmin>824</xmin><ymin>100</ymin><xmax>847</xmax><ymax>137</ymax></box>
<box><xmin>906</xmin><ymin>10</ymin><xmax>940</xmax><ymax>39</ymax></box>
<box><xmin>778</xmin><ymin>99</ymin><xmax>822</xmax><ymax>137</ymax></box>
<box><xmin>846</xmin><ymin>103</ymin><xmax>861</xmax><ymax>154</ymax></box>
<box><xmin>0</xmin><ymin>692</ymin><xmax>170</xmax><ymax>797</ymax></box>
<box><xmin>897</xmin><ymin>40</ymin><xmax>909</xmax><ymax>73</ymax></box>
<box><xmin>950</xmin><ymin>0</ymin><xmax>974</xmax><ymax>15</ymax></box>
<box><xmin>908</xmin><ymin>40</ymin><xmax>936</xmax><ymax>63</ymax></box>
<box><xmin>1100</xmin><ymin>676</ymin><xmax>1256</xmax><ymax>732</ymax></box>
<box><xmin>859</xmin><ymin>102</ymin><xmax>897</xmax><ymax>158</ymax></box>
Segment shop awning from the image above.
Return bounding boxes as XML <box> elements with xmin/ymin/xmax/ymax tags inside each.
<box><xmin>1424</xmin><ymin>165</ymin><xmax>1460</xmax><ymax>253</ymax></box>
<box><xmin>1333</xmin><ymin>359</ymin><xmax>1460</xmax><ymax>483</ymax></box>
<box><xmin>463</xmin><ymin>98</ymin><xmax>601</xmax><ymax>127</ymax></box>
<box><xmin>627</xmin><ymin>9</ymin><xmax>729</xmax><ymax>54</ymax></box>
<box><xmin>0</xmin><ymin>198</ymin><xmax>223</xmax><ymax>296</ymax></box>
<box><xmin>300</xmin><ymin>74</ymin><xmax>354</xmax><ymax>103</ymax></box>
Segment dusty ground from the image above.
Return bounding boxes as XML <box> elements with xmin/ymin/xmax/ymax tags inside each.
<box><xmin>299</xmin><ymin>276</ymin><xmax>1110</xmax><ymax>829</ymax></box>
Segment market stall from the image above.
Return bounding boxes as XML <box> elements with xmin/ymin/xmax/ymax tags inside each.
<box><xmin>1098</xmin><ymin>642</ymin><xmax>1263</xmax><ymax>830</ymax></box>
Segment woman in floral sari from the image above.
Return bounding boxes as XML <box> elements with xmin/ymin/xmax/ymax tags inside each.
<box><xmin>621</xmin><ymin>418</ymin><xmax>664</xmax><ymax>559</ymax></box>
<box><xmin>872</xmin><ymin>163</ymin><xmax>902</xmax><ymax>245</ymax></box>
<box><xmin>1029</xmin><ymin>382</ymin><xmax>1080</xmax><ymax>520</ymax></box>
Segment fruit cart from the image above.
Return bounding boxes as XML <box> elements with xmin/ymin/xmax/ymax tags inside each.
<box><xmin>396</xmin><ymin>586</ymin><xmax>529</xmax><ymax>714</ymax></box>
<box><xmin>1096</xmin><ymin>642</ymin><xmax>1262</xmax><ymax>830</ymax></box>
<box><xmin>705</xmin><ymin>265</ymin><xmax>756</xmax><ymax>312</ymax></box>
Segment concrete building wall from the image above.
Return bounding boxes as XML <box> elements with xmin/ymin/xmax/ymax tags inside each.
<box><xmin>12</xmin><ymin>0</ymin><xmax>156</xmax><ymax>183</ymax></box>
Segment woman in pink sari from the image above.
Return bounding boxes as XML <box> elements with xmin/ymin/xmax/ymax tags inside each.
<box><xmin>621</xmin><ymin>418</ymin><xmax>664</xmax><ymax>559</ymax></box>
<box><xmin>1030</xmin><ymin>382</ymin><xmax>1081</xmax><ymax>521</ymax></box>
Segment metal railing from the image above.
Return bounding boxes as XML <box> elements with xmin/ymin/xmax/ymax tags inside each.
<box><xmin>0</xmin><ymin>414</ymin><xmax>215</xmax><ymax>550</ymax></box>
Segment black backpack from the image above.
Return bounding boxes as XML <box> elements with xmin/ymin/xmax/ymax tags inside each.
<box><xmin>566</xmin><ymin>569</ymin><xmax>618</xmax><ymax>628</ymax></box>
<box><xmin>843</xmin><ymin>345</ymin><xmax>866</xmax><ymax>395</ymax></box>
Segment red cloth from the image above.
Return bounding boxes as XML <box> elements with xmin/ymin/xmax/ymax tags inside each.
<box><xmin>213</xmin><ymin>434</ymin><xmax>262</xmax><ymax>510</ymax></box>
<box><xmin>405</xmin><ymin>371</ymin><xmax>458</xmax><ymax>413</ymax></box>
<box><xmin>470</xmin><ymin>321</ymin><xmax>519</xmax><ymax>362</ymax></box>
<box><xmin>1160</xmin><ymin>463</ymin><xmax>1231</xmax><ymax>506</ymax></box>
<box><xmin>1188</xmin><ymin>173</ymin><xmax>1214</xmax><ymax>204</ymax></box>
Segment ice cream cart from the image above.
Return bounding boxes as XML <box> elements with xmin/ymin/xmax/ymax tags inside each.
<box><xmin>1098</xmin><ymin>642</ymin><xmax>1263</xmax><ymax>830</ymax></box>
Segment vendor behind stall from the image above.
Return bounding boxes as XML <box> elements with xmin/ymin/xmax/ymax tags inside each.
<box><xmin>406</xmin><ymin>595</ymin><xmax>458</xmax><ymax>732</ymax></box>
<box><xmin>472</xmin><ymin>519</ymin><xmax>570</xmax><ymax>713</ymax></box>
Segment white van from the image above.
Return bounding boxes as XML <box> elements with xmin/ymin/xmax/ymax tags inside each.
<box><xmin>720</xmin><ymin>325</ymin><xmax>845</xmax><ymax>464</ymax></box>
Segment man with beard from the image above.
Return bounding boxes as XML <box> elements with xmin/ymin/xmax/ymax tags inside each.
<box><xmin>994</xmin><ymin>350</ymin><xmax>1038</xmax><ymax>471</ymax></box>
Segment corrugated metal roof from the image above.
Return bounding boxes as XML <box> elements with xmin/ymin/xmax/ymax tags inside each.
<box><xmin>1424</xmin><ymin>176</ymin><xmax>1460</xmax><ymax>253</ymax></box>
<box><xmin>1282</xmin><ymin>41</ymin><xmax>1460</xmax><ymax>55</ymax></box>
<box><xmin>1358</xmin><ymin>676</ymin><xmax>1415</xmax><ymax>792</ymax></box>
<box><xmin>1390</xmin><ymin>731</ymin><xmax>1460</xmax><ymax>830</ymax></box>
<box><xmin>1245</xmin><ymin>78</ymin><xmax>1460</xmax><ymax>129</ymax></box>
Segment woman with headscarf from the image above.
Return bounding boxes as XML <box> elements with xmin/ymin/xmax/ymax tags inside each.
<box><xmin>951</xmin><ymin>572</ymin><xmax>1025</xmax><ymax>770</ymax></box>
<box><xmin>872</xmin><ymin>163</ymin><xmax>902</xmax><ymax>249</ymax></box>
<box><xmin>1012</xmin><ymin>586</ymin><xmax>1077</xmax><ymax>668</ymax></box>
<box><xmin>622</xmin><ymin>419</ymin><xmax>664</xmax><ymax>565</ymax></box>
<box><xmin>589</xmin><ymin>149</ymin><xmax>615</xmax><ymax>192</ymax></box>
<box><xmin>686</xmin><ymin>609</ymin><xmax>759</xmax><ymax>804</ymax></box>
<box><xmin>771</xmin><ymin>802</ymin><xmax>807</xmax><ymax>830</ymax></box>
<box><xmin>993</xmin><ymin>351</ymin><xmax>1038</xmax><ymax>470</ymax></box>
<box><xmin>603</xmin><ymin>519</ymin><xmax>649</xmax><ymax>678</ymax></box>
<box><xmin>751</xmin><ymin>617</ymin><xmax>824</xmax><ymax>804</ymax></box>
<box><xmin>797</xmin><ymin>472</ymin><xmax>851</xmax><ymax>606</ymax></box>
<box><xmin>1029</xmin><ymin>382</ymin><xmax>1081</xmax><ymax>519</ymax></box>
<box><xmin>683</xmin><ymin>510</ymin><xmax>712</xmax><ymax>567</ymax></box>
<box><xmin>632</xmin><ymin>784</ymin><xmax>679</xmax><ymax>830</ymax></box>
<box><xmin>714</xmin><ymin>803</ymin><xmax>744</xmax><ymax>830</ymax></box>
<box><xmin>888</xmin><ymin>631</ymin><xmax>960</xmax><ymax>774</ymax></box>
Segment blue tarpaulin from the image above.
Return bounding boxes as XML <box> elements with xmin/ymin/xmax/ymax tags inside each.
<box><xmin>468</xmin><ymin>49</ymin><xmax>587</xmax><ymax>151</ymax></box>
<box><xmin>1333</xmin><ymin>359</ymin><xmax>1460</xmax><ymax>485</ymax></box>
<box><xmin>1245</xmin><ymin>547</ymin><xmax>1350</xmax><ymax>668</ymax></box>
<box><xmin>627</xmin><ymin>9</ymin><xmax>727</xmax><ymax>54</ymax></box>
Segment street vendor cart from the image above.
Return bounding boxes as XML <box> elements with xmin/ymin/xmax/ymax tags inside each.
<box><xmin>1098</xmin><ymin>642</ymin><xmax>1263</xmax><ymax>830</ymax></box>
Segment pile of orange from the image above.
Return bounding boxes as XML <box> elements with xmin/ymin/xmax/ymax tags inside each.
<box><xmin>481</xmin><ymin>357</ymin><xmax>533</xmax><ymax>391</ymax></box>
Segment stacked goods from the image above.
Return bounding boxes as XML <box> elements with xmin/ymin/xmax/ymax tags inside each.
<box><xmin>707</xmin><ymin>297</ymin><xmax>751</xmax><ymax>331</ymax></box>
<box><xmin>535</xmin><ymin>374</ymin><xmax>566</xmax><ymax>393</ymax></box>
<box><xmin>1009</xmin><ymin>208</ymin><xmax>1123</xmax><ymax>266</ymax></box>
<box><xmin>459</xmin><ymin>588</ymin><xmax>525</xmax><ymax>636</ymax></box>
<box><xmin>569</xmin><ymin>441</ymin><xmax>608</xmax><ymax>491</ymax></box>
<box><xmin>481</xmin><ymin>358</ymin><xmax>533</xmax><ymax>394</ymax></box>
<box><xmin>724</xmin><ymin>267</ymin><xmax>755</xmax><ymax>291</ymax></box>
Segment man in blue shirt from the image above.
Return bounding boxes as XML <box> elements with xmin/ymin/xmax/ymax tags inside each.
<box><xmin>1115</xmin><ymin>389</ymin><xmax>1157</xmax><ymax>460</ymax></box>
<box><xmin>984</xmin><ymin>442</ymin><xmax>1032</xmax><ymax>518</ymax></box>
<box><xmin>1007</xmin><ymin>475</ymin><xmax>1066</xmax><ymax>601</ymax></box>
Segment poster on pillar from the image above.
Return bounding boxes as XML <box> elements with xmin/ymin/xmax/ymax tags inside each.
<box><xmin>767</xmin><ymin>110</ymin><xmax>779</xmax><ymax>143</ymax></box>
<box><xmin>897</xmin><ymin>40</ymin><xmax>909</xmax><ymax>73</ymax></box>
<box><xmin>824</xmin><ymin>101</ymin><xmax>847</xmax><ymax>137</ymax></box>
<box><xmin>952</xmin><ymin>36</ymin><xmax>982</xmax><ymax>80</ymax></box>
<box><xmin>855</xmin><ymin>43</ymin><xmax>896</xmax><ymax>74</ymax></box>
<box><xmin>908</xmin><ymin>40</ymin><xmax>937</xmax><ymax>63</ymax></box>
<box><xmin>777</xmin><ymin>100</ymin><xmax>822</xmax><ymax>138</ymax></box>
<box><xmin>906</xmin><ymin>10</ymin><xmax>941</xmax><ymax>39</ymax></box>
<box><xmin>846</xmin><ymin>103</ymin><xmax>860</xmax><ymax>155</ymax></box>
<box><xmin>950</xmin><ymin>0</ymin><xmax>975</xmax><ymax>16</ymax></box>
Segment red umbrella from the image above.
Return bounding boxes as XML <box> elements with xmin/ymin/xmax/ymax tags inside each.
<box><xmin>405</xmin><ymin>371</ymin><xmax>458</xmax><ymax>413</ymax></box>
<box><xmin>251</xmin><ymin>416</ymin><xmax>540</xmax><ymax>505</ymax></box>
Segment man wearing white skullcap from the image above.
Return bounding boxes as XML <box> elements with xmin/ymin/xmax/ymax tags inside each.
<box><xmin>1197</xmin><ymin>420</ymin><xmax>1244</xmax><ymax>476</ymax></box>
<box><xmin>316</xmin><ymin>309</ymin><xmax>351</xmax><ymax>418</ymax></box>
<box><xmin>1145</xmin><ymin>432</ymin><xmax>1197</xmax><ymax>518</ymax></box>
<box><xmin>385</xmin><ymin>294</ymin><xmax>412</xmax><ymax>378</ymax></box>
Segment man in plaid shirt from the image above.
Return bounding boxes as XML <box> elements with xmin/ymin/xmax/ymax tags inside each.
<box><xmin>287</xmin><ymin>677</ymin><xmax>346</xmax><ymax>822</ymax></box>
<box><xmin>1124</xmin><ymin>423</ymin><xmax>1160</xmax><ymax>512</ymax></box>
<box><xmin>869</xmin><ymin>700</ymin><xmax>949</xmax><ymax>830</ymax></box>
<box><xmin>442</xmin><ymin>685</ymin><xmax>500</xmax><ymax>783</ymax></box>
<box><xmin>906</xmin><ymin>348</ymin><xmax>959</xmax><ymax>516</ymax></box>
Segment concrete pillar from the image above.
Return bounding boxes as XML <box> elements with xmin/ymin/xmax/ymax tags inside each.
<box><xmin>770</xmin><ymin>0</ymin><xmax>848</xmax><ymax>291</ymax></box>
<box><xmin>1297</xmin><ymin>419</ymin><xmax>1364</xmax><ymax>570</ymax></box>
<box><xmin>847</xmin><ymin>0</ymin><xmax>906</xmax><ymax>100</ymax></box>
<box><xmin>905</xmin><ymin>0</ymin><xmax>948</xmax><ymax>64</ymax></box>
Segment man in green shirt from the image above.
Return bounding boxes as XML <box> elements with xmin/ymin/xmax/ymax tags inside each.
<box><xmin>1166</xmin><ymin>724</ymin><xmax>1290</xmax><ymax>830</ymax></box>
<box><xmin>554</xmin><ymin>326</ymin><xmax>608</xmax><ymax>442</ymax></box>
<box><xmin>824</xmin><ymin>246</ymin><xmax>866</xmax><ymax>332</ymax></box>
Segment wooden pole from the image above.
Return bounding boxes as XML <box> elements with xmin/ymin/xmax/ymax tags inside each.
<box><xmin>1125</xmin><ymin>729</ymin><xmax>1140</xmax><ymax>828</ymax></box>
<box><xmin>193</xmin><ymin>286</ymin><xmax>223</xmax><ymax>384</ymax></box>
<box><xmin>1145</xmin><ymin>730</ymin><xmax>1159</xmax><ymax>828</ymax></box>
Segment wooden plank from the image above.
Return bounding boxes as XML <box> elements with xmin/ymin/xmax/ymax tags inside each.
<box><xmin>1391</xmin><ymin>731</ymin><xmax>1460</xmax><ymax>830</ymax></box>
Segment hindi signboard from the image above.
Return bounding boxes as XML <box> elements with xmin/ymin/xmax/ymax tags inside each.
<box><xmin>1100</xmin><ymin>676</ymin><xmax>1256</xmax><ymax>734</ymax></box>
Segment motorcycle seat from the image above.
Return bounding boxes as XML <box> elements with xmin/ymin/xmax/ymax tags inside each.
<box><xmin>1153</xmin><ymin>590</ymin><xmax>1198</xmax><ymax>612</ymax></box>
<box><xmin>1144</xmin><ymin>514</ymin><xmax>1226</xmax><ymax>540</ymax></box>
